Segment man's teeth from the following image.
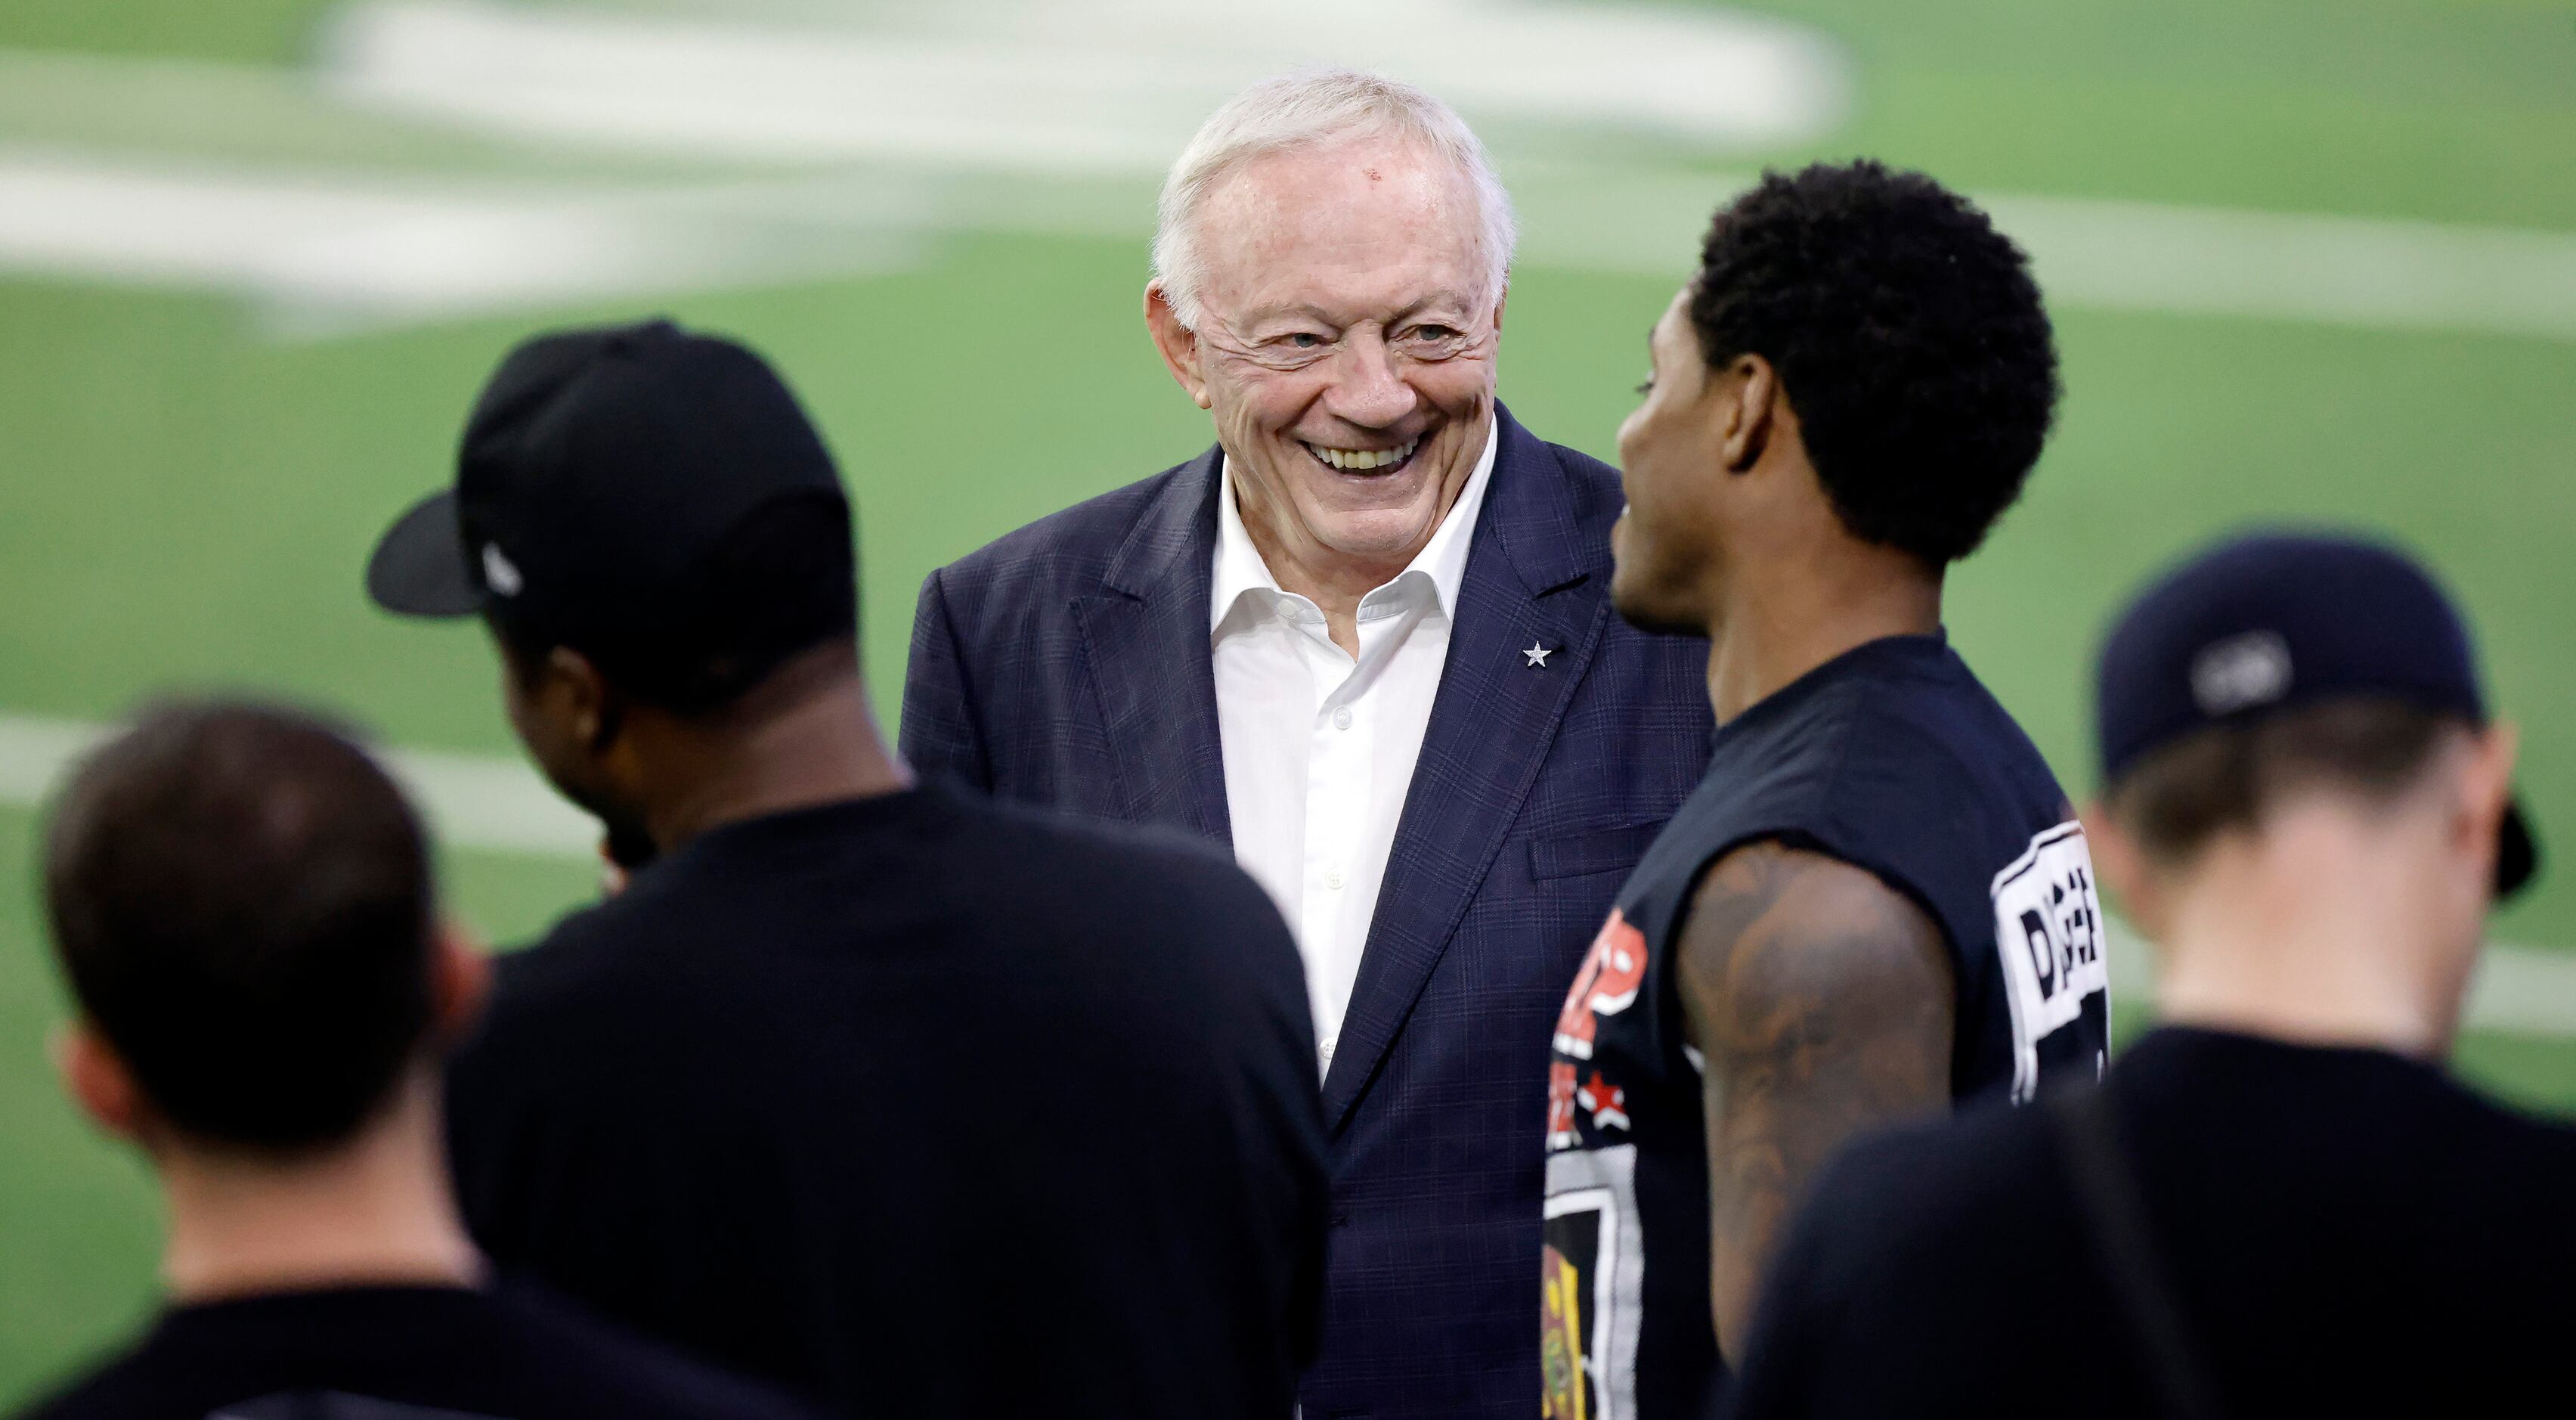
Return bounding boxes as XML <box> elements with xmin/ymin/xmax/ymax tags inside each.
<box><xmin>1307</xmin><ymin>437</ymin><xmax>1421</xmax><ymax>471</ymax></box>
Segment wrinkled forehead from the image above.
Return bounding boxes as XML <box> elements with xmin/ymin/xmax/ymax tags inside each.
<box><xmin>1191</xmin><ymin>135</ymin><xmax>1489</xmax><ymax>326</ymax></box>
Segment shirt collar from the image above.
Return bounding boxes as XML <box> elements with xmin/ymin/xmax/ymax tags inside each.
<box><xmin>1211</xmin><ymin>414</ymin><xmax>1499</xmax><ymax>638</ymax></box>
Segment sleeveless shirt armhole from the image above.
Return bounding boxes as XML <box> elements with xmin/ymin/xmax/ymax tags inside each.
<box><xmin>1650</xmin><ymin>825</ymin><xmax>1968</xmax><ymax>1082</ymax></box>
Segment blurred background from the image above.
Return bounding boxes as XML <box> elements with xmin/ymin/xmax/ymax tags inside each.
<box><xmin>3</xmin><ymin>0</ymin><xmax>2573</xmax><ymax>1403</ymax></box>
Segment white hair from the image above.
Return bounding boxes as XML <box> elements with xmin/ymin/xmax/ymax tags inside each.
<box><xmin>1152</xmin><ymin>67</ymin><xmax>1519</xmax><ymax>332</ymax></box>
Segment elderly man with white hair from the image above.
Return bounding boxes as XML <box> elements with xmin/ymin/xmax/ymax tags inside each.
<box><xmin>903</xmin><ymin>70</ymin><xmax>1711</xmax><ymax>1418</ymax></box>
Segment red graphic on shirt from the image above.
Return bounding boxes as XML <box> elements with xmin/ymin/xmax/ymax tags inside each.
<box><xmin>1577</xmin><ymin>1071</ymin><xmax>1630</xmax><ymax>1133</ymax></box>
<box><xmin>1546</xmin><ymin>1060</ymin><xmax>1581</xmax><ymax>1148</ymax></box>
<box><xmin>1552</xmin><ymin>909</ymin><xmax>1649</xmax><ymax>1061</ymax></box>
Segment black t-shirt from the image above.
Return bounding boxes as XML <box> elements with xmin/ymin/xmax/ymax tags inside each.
<box><xmin>1541</xmin><ymin>635</ymin><xmax>2110</xmax><ymax>1420</ymax></box>
<box><xmin>15</xmin><ymin>1283</ymin><xmax>819</xmax><ymax>1420</ymax></box>
<box><xmin>1729</xmin><ymin>1027</ymin><xmax>2576</xmax><ymax>1418</ymax></box>
<box><xmin>444</xmin><ymin>783</ymin><xmax>1327</xmax><ymax>1420</ymax></box>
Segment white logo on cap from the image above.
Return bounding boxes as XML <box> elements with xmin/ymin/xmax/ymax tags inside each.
<box><xmin>481</xmin><ymin>543</ymin><xmax>524</xmax><ymax>597</ymax></box>
<box><xmin>2191</xmin><ymin>630</ymin><xmax>2292</xmax><ymax>715</ymax></box>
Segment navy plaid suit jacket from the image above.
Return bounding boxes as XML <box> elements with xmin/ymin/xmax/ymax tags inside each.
<box><xmin>902</xmin><ymin>406</ymin><xmax>1711</xmax><ymax>1419</ymax></box>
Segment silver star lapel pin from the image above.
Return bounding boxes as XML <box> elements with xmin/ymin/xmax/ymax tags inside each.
<box><xmin>1523</xmin><ymin>641</ymin><xmax>1554</xmax><ymax>668</ymax></box>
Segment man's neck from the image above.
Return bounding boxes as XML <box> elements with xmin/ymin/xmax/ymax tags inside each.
<box><xmin>643</xmin><ymin>651</ymin><xmax>914</xmax><ymax>854</ymax></box>
<box><xmin>2150</xmin><ymin>808</ymin><xmax>2469</xmax><ymax>1059</ymax></box>
<box><xmin>1701</xmin><ymin>538</ymin><xmax>1941</xmax><ymax>723</ymax></box>
<box><xmin>1245</xmin><ymin>525</ymin><xmax>1413</xmax><ymax>650</ymax></box>
<box><xmin>158</xmin><ymin>1076</ymin><xmax>481</xmax><ymax>1304</ymax></box>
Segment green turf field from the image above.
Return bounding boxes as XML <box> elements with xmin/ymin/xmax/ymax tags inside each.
<box><xmin>5</xmin><ymin>0</ymin><xmax>2576</xmax><ymax>1406</ymax></box>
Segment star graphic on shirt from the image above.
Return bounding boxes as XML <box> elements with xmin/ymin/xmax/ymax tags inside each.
<box><xmin>1524</xmin><ymin>642</ymin><xmax>1553</xmax><ymax>668</ymax></box>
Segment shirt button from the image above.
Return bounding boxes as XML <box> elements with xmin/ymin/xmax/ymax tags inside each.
<box><xmin>1320</xmin><ymin>1035</ymin><xmax>1337</xmax><ymax>1062</ymax></box>
<box><xmin>1332</xmin><ymin>706</ymin><xmax>1354</xmax><ymax>730</ymax></box>
<box><xmin>1324</xmin><ymin>867</ymin><xmax>1345</xmax><ymax>891</ymax></box>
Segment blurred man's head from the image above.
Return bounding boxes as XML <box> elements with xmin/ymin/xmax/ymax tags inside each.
<box><xmin>1612</xmin><ymin>161</ymin><xmax>2059</xmax><ymax>635</ymax></box>
<box><xmin>42</xmin><ymin>702</ymin><xmax>478</xmax><ymax>1157</ymax></box>
<box><xmin>2087</xmin><ymin>533</ymin><xmax>2537</xmax><ymax>1049</ymax></box>
<box><xmin>1144</xmin><ymin>69</ymin><xmax>1515</xmax><ymax>580</ymax></box>
<box><xmin>2100</xmin><ymin>699</ymin><xmax>2514</xmax><ymax>945</ymax></box>
<box><xmin>367</xmin><ymin>320</ymin><xmax>864</xmax><ymax>861</ymax></box>
<box><xmin>481</xmin><ymin>494</ymin><xmax>858</xmax><ymax>864</ymax></box>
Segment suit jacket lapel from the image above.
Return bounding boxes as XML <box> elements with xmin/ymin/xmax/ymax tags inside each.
<box><xmin>1321</xmin><ymin>407</ymin><xmax>1610</xmax><ymax>1130</ymax></box>
<box><xmin>1073</xmin><ymin>448</ymin><xmax>1233</xmax><ymax>846</ymax></box>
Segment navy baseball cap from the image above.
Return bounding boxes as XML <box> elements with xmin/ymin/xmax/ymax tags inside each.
<box><xmin>2096</xmin><ymin>531</ymin><xmax>2536</xmax><ymax>898</ymax></box>
<box><xmin>366</xmin><ymin>318</ymin><xmax>847</xmax><ymax>650</ymax></box>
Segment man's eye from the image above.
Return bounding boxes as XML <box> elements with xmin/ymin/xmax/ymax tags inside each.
<box><xmin>1411</xmin><ymin>325</ymin><xmax>1460</xmax><ymax>342</ymax></box>
<box><xmin>1287</xmin><ymin>333</ymin><xmax>1324</xmax><ymax>349</ymax></box>
<box><xmin>1634</xmin><ymin>374</ymin><xmax>1655</xmax><ymax>395</ymax></box>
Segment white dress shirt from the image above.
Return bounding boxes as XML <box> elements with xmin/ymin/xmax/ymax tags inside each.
<box><xmin>1211</xmin><ymin>419</ymin><xmax>1497</xmax><ymax>1070</ymax></box>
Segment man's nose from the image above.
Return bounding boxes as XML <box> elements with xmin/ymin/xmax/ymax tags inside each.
<box><xmin>1325</xmin><ymin>330</ymin><xmax>1420</xmax><ymax>429</ymax></box>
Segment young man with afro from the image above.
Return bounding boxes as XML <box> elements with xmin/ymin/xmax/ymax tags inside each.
<box><xmin>1538</xmin><ymin>161</ymin><xmax>2109</xmax><ymax>1420</ymax></box>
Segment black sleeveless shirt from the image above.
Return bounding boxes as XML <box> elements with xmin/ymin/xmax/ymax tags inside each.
<box><xmin>1539</xmin><ymin>634</ymin><xmax>2110</xmax><ymax>1420</ymax></box>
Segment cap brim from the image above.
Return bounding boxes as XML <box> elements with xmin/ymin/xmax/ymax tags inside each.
<box><xmin>367</xmin><ymin>490</ymin><xmax>482</xmax><ymax>619</ymax></box>
<box><xmin>2497</xmin><ymin>796</ymin><xmax>2540</xmax><ymax>901</ymax></box>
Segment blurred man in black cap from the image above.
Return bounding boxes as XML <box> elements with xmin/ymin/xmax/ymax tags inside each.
<box><xmin>1725</xmin><ymin>530</ymin><xmax>2573</xmax><ymax>1419</ymax></box>
<box><xmin>367</xmin><ymin>319</ymin><xmax>1327</xmax><ymax>1419</ymax></box>
<box><xmin>21</xmin><ymin>700</ymin><xmax>819</xmax><ymax>1420</ymax></box>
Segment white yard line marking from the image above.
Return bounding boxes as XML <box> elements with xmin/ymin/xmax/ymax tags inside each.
<box><xmin>2459</xmin><ymin>948</ymin><xmax>2576</xmax><ymax>1041</ymax></box>
<box><xmin>0</xmin><ymin>712</ymin><xmax>594</xmax><ymax>859</ymax></box>
<box><xmin>0</xmin><ymin>145</ymin><xmax>930</xmax><ymax>333</ymax></box>
<box><xmin>1509</xmin><ymin>166</ymin><xmax>2576</xmax><ymax>343</ymax></box>
<box><xmin>1989</xmin><ymin>191</ymin><xmax>2576</xmax><ymax>344</ymax></box>
<box><xmin>4</xmin><ymin>709</ymin><xmax>2575</xmax><ymax>1038</ymax></box>
<box><xmin>317</xmin><ymin>0</ymin><xmax>1848</xmax><ymax>165</ymax></box>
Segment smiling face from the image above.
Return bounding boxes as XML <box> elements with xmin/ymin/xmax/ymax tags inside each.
<box><xmin>1147</xmin><ymin>134</ymin><xmax>1502</xmax><ymax>584</ymax></box>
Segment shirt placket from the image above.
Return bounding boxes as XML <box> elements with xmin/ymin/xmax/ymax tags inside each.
<box><xmin>1289</xmin><ymin>606</ymin><xmax>1371</xmax><ymax>1065</ymax></box>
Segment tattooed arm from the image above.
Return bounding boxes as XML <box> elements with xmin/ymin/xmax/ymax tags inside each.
<box><xmin>1677</xmin><ymin>839</ymin><xmax>1955</xmax><ymax>1357</ymax></box>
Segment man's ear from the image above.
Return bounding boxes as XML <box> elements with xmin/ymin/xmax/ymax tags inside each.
<box><xmin>544</xmin><ymin>646</ymin><xmax>618</xmax><ymax>756</ymax></box>
<box><xmin>53</xmin><ymin>1022</ymin><xmax>144</xmax><ymax>1142</ymax></box>
<box><xmin>2081</xmin><ymin>799</ymin><xmax>2165</xmax><ymax>943</ymax></box>
<box><xmin>1143</xmin><ymin>283</ymin><xmax>1212</xmax><ymax>410</ymax></box>
<box><xmin>1717</xmin><ymin>354</ymin><xmax>1778</xmax><ymax>474</ymax></box>
<box><xmin>429</xmin><ymin>921</ymin><xmax>493</xmax><ymax>1043</ymax></box>
<box><xmin>2458</xmin><ymin>720</ymin><xmax>2521</xmax><ymax>875</ymax></box>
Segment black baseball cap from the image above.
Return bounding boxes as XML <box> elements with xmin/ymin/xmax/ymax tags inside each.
<box><xmin>367</xmin><ymin>318</ymin><xmax>851</xmax><ymax>683</ymax></box>
<box><xmin>2096</xmin><ymin>529</ymin><xmax>2537</xmax><ymax>898</ymax></box>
